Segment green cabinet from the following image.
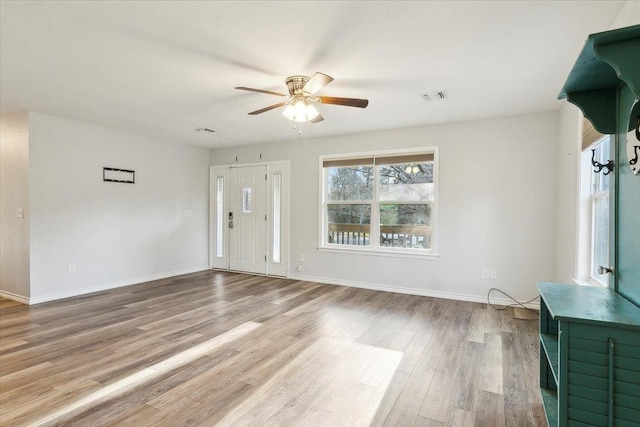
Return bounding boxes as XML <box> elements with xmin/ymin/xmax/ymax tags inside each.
<box><xmin>538</xmin><ymin>282</ymin><xmax>640</xmax><ymax>427</ymax></box>
<box><xmin>558</xmin><ymin>24</ymin><xmax>640</xmax><ymax>306</ymax></box>
<box><xmin>543</xmin><ymin>22</ymin><xmax>640</xmax><ymax>427</ymax></box>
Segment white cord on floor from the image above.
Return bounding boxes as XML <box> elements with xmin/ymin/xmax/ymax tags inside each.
<box><xmin>487</xmin><ymin>287</ymin><xmax>539</xmax><ymax>311</ymax></box>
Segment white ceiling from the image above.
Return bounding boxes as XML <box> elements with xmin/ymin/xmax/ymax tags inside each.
<box><xmin>0</xmin><ymin>1</ymin><xmax>625</xmax><ymax>149</ymax></box>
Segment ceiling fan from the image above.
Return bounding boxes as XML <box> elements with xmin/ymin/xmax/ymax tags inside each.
<box><xmin>235</xmin><ymin>72</ymin><xmax>369</xmax><ymax>126</ymax></box>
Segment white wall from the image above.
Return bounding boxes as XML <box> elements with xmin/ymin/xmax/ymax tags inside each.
<box><xmin>554</xmin><ymin>103</ymin><xmax>581</xmax><ymax>284</ymax></box>
<box><xmin>210</xmin><ymin>112</ymin><xmax>558</xmax><ymax>304</ymax></box>
<box><xmin>27</xmin><ymin>112</ymin><xmax>210</xmax><ymax>302</ymax></box>
<box><xmin>0</xmin><ymin>112</ymin><xmax>30</xmax><ymax>299</ymax></box>
<box><xmin>610</xmin><ymin>0</ymin><xmax>640</xmax><ymax>28</ymax></box>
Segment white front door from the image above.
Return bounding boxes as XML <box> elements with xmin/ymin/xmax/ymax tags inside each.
<box><xmin>229</xmin><ymin>166</ymin><xmax>267</xmax><ymax>274</ymax></box>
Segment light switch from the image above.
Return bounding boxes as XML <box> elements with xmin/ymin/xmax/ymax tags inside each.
<box><xmin>184</xmin><ymin>209</ymin><xmax>193</xmax><ymax>217</ymax></box>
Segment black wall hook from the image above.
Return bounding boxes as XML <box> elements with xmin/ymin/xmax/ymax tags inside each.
<box><xmin>630</xmin><ymin>145</ymin><xmax>640</xmax><ymax>166</ymax></box>
<box><xmin>591</xmin><ymin>149</ymin><xmax>615</xmax><ymax>175</ymax></box>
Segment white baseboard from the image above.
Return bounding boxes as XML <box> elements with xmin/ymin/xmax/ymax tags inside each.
<box><xmin>0</xmin><ymin>290</ymin><xmax>30</xmax><ymax>305</ymax></box>
<box><xmin>4</xmin><ymin>266</ymin><xmax>210</xmax><ymax>305</ymax></box>
<box><xmin>3</xmin><ymin>268</ymin><xmax>539</xmax><ymax>310</ymax></box>
<box><xmin>286</xmin><ymin>273</ymin><xmax>540</xmax><ymax>310</ymax></box>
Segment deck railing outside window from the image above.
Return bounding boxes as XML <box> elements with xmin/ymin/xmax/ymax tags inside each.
<box><xmin>328</xmin><ymin>223</ymin><xmax>431</xmax><ymax>248</ymax></box>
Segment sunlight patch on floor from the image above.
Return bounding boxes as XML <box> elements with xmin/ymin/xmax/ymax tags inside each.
<box><xmin>216</xmin><ymin>338</ymin><xmax>403</xmax><ymax>426</ymax></box>
<box><xmin>31</xmin><ymin>321</ymin><xmax>262</xmax><ymax>426</ymax></box>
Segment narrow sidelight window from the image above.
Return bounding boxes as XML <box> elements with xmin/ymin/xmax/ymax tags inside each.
<box><xmin>272</xmin><ymin>174</ymin><xmax>282</xmax><ymax>263</ymax></box>
<box><xmin>216</xmin><ymin>176</ymin><xmax>224</xmax><ymax>258</ymax></box>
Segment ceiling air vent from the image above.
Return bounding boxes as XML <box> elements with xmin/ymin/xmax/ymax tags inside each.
<box><xmin>195</xmin><ymin>128</ymin><xmax>216</xmax><ymax>133</ymax></box>
<box><xmin>422</xmin><ymin>91</ymin><xmax>448</xmax><ymax>101</ymax></box>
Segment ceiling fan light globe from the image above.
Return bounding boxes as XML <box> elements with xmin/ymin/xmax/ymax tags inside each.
<box><xmin>282</xmin><ymin>104</ymin><xmax>296</xmax><ymax>120</ymax></box>
<box><xmin>294</xmin><ymin>100</ymin><xmax>307</xmax><ymax>117</ymax></box>
<box><xmin>306</xmin><ymin>104</ymin><xmax>319</xmax><ymax>120</ymax></box>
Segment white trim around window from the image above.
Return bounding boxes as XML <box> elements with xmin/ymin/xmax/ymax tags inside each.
<box><xmin>576</xmin><ymin>135</ymin><xmax>610</xmax><ymax>287</ymax></box>
<box><xmin>318</xmin><ymin>146</ymin><xmax>439</xmax><ymax>258</ymax></box>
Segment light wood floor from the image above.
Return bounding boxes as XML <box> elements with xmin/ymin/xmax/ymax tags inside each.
<box><xmin>0</xmin><ymin>271</ymin><xmax>545</xmax><ymax>426</ymax></box>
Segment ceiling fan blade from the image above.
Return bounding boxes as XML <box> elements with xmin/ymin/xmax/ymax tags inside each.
<box><xmin>235</xmin><ymin>87</ymin><xmax>288</xmax><ymax>97</ymax></box>
<box><xmin>248</xmin><ymin>102</ymin><xmax>287</xmax><ymax>115</ymax></box>
<box><xmin>310</xmin><ymin>114</ymin><xmax>324</xmax><ymax>124</ymax></box>
<box><xmin>302</xmin><ymin>72</ymin><xmax>334</xmax><ymax>96</ymax></box>
<box><xmin>318</xmin><ymin>96</ymin><xmax>369</xmax><ymax>108</ymax></box>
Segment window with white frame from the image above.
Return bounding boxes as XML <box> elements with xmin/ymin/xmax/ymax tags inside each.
<box><xmin>578</xmin><ymin>134</ymin><xmax>611</xmax><ymax>286</ymax></box>
<box><xmin>589</xmin><ymin>136</ymin><xmax>611</xmax><ymax>286</ymax></box>
<box><xmin>320</xmin><ymin>149</ymin><xmax>437</xmax><ymax>255</ymax></box>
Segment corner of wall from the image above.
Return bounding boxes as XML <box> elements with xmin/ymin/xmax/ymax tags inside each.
<box><xmin>0</xmin><ymin>111</ymin><xmax>31</xmax><ymax>298</ymax></box>
<box><xmin>554</xmin><ymin>102</ymin><xmax>581</xmax><ymax>284</ymax></box>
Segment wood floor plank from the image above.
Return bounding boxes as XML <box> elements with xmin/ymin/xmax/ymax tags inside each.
<box><xmin>466</xmin><ymin>307</ymin><xmax>486</xmax><ymax>343</ymax></box>
<box><xmin>501</xmin><ymin>307</ymin><xmax>518</xmax><ymax>333</ymax></box>
<box><xmin>385</xmin><ymin>369</ymin><xmax>435</xmax><ymax>426</ymax></box>
<box><xmin>475</xmin><ymin>390</ymin><xmax>506</xmax><ymax>426</ymax></box>
<box><xmin>370</xmin><ymin>369</ymin><xmax>410</xmax><ymax>427</ymax></box>
<box><xmin>478</xmin><ymin>333</ymin><xmax>504</xmax><ymax>395</ymax></box>
<box><xmin>501</xmin><ymin>332</ymin><xmax>529</xmax><ymax>391</ymax></box>
<box><xmin>0</xmin><ymin>271</ymin><xmax>543</xmax><ymax>427</ymax></box>
<box><xmin>503</xmin><ymin>386</ymin><xmax>535</xmax><ymax>427</ymax></box>
<box><xmin>413</xmin><ymin>415</ymin><xmax>446</xmax><ymax>426</ymax></box>
<box><xmin>417</xmin><ymin>341</ymin><xmax>464</xmax><ymax>422</ymax></box>
<box><xmin>446</xmin><ymin>407</ymin><xmax>476</xmax><ymax>427</ymax></box>
<box><xmin>485</xmin><ymin>305</ymin><xmax>502</xmax><ymax>335</ymax></box>
<box><xmin>0</xmin><ymin>297</ymin><xmax>23</xmax><ymax>308</ymax></box>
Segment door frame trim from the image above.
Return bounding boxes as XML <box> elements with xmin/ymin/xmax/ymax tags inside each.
<box><xmin>209</xmin><ymin>160</ymin><xmax>290</xmax><ymax>277</ymax></box>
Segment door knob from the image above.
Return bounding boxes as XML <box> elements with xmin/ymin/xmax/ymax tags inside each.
<box><xmin>598</xmin><ymin>266</ymin><xmax>615</xmax><ymax>275</ymax></box>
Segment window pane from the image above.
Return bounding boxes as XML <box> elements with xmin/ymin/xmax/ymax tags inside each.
<box><xmin>592</xmin><ymin>195</ymin><xmax>609</xmax><ymax>286</ymax></box>
<box><xmin>378</xmin><ymin>163</ymin><xmax>433</xmax><ymax>201</ymax></box>
<box><xmin>327</xmin><ymin>166</ymin><xmax>374</xmax><ymax>201</ymax></box>
<box><xmin>591</xmin><ymin>137</ymin><xmax>611</xmax><ymax>194</ymax></box>
<box><xmin>327</xmin><ymin>204</ymin><xmax>371</xmax><ymax>246</ymax></box>
<box><xmin>216</xmin><ymin>177</ymin><xmax>224</xmax><ymax>258</ymax></box>
<box><xmin>242</xmin><ymin>187</ymin><xmax>252</xmax><ymax>213</ymax></box>
<box><xmin>272</xmin><ymin>174</ymin><xmax>281</xmax><ymax>263</ymax></box>
<box><xmin>598</xmin><ymin>137</ymin><xmax>610</xmax><ymax>192</ymax></box>
<box><xmin>380</xmin><ymin>204</ymin><xmax>431</xmax><ymax>249</ymax></box>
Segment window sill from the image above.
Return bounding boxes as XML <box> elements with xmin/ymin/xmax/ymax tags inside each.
<box><xmin>318</xmin><ymin>246</ymin><xmax>439</xmax><ymax>260</ymax></box>
<box><xmin>572</xmin><ymin>278</ymin><xmax>609</xmax><ymax>288</ymax></box>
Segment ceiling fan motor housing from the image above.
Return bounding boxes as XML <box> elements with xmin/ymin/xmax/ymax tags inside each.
<box><xmin>285</xmin><ymin>75</ymin><xmax>310</xmax><ymax>96</ymax></box>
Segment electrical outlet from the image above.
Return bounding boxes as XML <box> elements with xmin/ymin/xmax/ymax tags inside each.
<box><xmin>16</xmin><ymin>208</ymin><xmax>24</xmax><ymax>218</ymax></box>
<box><xmin>69</xmin><ymin>264</ymin><xmax>76</xmax><ymax>273</ymax></box>
<box><xmin>490</xmin><ymin>269</ymin><xmax>497</xmax><ymax>280</ymax></box>
<box><xmin>184</xmin><ymin>209</ymin><xmax>193</xmax><ymax>217</ymax></box>
<box><xmin>482</xmin><ymin>268</ymin><xmax>490</xmax><ymax>280</ymax></box>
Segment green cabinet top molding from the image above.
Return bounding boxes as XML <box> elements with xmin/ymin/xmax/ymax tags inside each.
<box><xmin>558</xmin><ymin>24</ymin><xmax>640</xmax><ymax>135</ymax></box>
<box><xmin>537</xmin><ymin>282</ymin><xmax>640</xmax><ymax>329</ymax></box>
